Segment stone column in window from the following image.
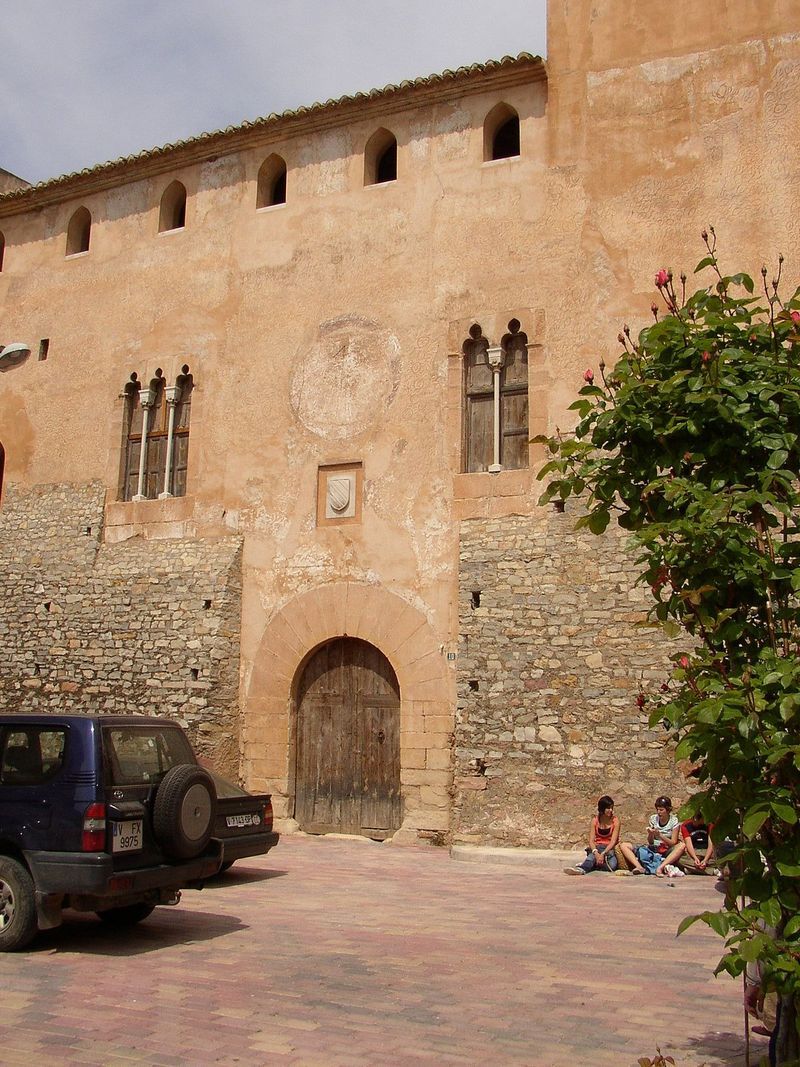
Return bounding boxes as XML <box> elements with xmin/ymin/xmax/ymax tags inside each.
<box><xmin>487</xmin><ymin>344</ymin><xmax>505</xmax><ymax>472</ymax></box>
<box><xmin>132</xmin><ymin>388</ymin><xmax>155</xmax><ymax>502</ymax></box>
<box><xmin>159</xmin><ymin>384</ymin><xmax>182</xmax><ymax>499</ymax></box>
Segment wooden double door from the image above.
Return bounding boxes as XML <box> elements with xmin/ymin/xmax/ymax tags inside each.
<box><xmin>294</xmin><ymin>638</ymin><xmax>401</xmax><ymax>839</ymax></box>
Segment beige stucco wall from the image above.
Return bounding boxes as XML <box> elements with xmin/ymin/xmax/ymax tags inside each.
<box><xmin>1</xmin><ymin>2</ymin><xmax>799</xmax><ymax>841</ymax></box>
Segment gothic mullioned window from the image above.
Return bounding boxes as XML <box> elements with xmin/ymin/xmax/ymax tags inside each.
<box><xmin>463</xmin><ymin>320</ymin><xmax>528</xmax><ymax>473</ymax></box>
<box><xmin>119</xmin><ymin>367</ymin><xmax>193</xmax><ymax>501</ymax></box>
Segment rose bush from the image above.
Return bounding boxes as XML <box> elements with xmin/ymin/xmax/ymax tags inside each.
<box><xmin>536</xmin><ymin>232</ymin><xmax>800</xmax><ymax>1063</ymax></box>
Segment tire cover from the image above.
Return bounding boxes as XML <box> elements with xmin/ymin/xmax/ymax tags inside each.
<box><xmin>153</xmin><ymin>764</ymin><xmax>216</xmax><ymax>860</ymax></box>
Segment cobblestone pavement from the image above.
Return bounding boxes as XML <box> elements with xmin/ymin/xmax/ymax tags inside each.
<box><xmin>0</xmin><ymin>836</ymin><xmax>767</xmax><ymax>1066</ymax></box>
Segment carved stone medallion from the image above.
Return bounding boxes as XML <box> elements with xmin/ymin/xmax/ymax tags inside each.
<box><xmin>290</xmin><ymin>316</ymin><xmax>400</xmax><ymax>440</ymax></box>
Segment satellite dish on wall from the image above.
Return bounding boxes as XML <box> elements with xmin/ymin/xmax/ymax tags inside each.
<box><xmin>0</xmin><ymin>342</ymin><xmax>32</xmax><ymax>370</ymax></box>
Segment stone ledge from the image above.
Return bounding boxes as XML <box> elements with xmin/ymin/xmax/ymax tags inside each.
<box><xmin>450</xmin><ymin>845</ymin><xmax>575</xmax><ymax>867</ymax></box>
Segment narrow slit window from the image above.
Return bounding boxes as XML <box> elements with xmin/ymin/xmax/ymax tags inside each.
<box><xmin>159</xmin><ymin>181</ymin><xmax>187</xmax><ymax>232</ymax></box>
<box><xmin>256</xmin><ymin>154</ymin><xmax>287</xmax><ymax>208</ymax></box>
<box><xmin>0</xmin><ymin>231</ymin><xmax>5</xmax><ymax>272</ymax></box>
<box><xmin>364</xmin><ymin>129</ymin><xmax>398</xmax><ymax>186</ymax></box>
<box><xmin>484</xmin><ymin>103</ymin><xmax>521</xmax><ymax>161</ymax></box>
<box><xmin>66</xmin><ymin>207</ymin><xmax>91</xmax><ymax>255</ymax></box>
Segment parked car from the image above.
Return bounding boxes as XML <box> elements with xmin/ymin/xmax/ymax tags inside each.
<box><xmin>0</xmin><ymin>713</ymin><xmax>279</xmax><ymax>950</ymax></box>
<box><xmin>206</xmin><ymin>766</ymin><xmax>277</xmax><ymax>872</ymax></box>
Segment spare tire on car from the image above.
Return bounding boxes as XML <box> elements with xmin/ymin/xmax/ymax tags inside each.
<box><xmin>153</xmin><ymin>764</ymin><xmax>216</xmax><ymax>859</ymax></box>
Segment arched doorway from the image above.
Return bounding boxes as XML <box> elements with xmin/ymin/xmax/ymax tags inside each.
<box><xmin>294</xmin><ymin>637</ymin><xmax>401</xmax><ymax>839</ymax></box>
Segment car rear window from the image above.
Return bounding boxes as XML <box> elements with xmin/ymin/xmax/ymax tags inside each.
<box><xmin>103</xmin><ymin>725</ymin><xmax>196</xmax><ymax>785</ymax></box>
<box><xmin>0</xmin><ymin>727</ymin><xmax>67</xmax><ymax>786</ymax></box>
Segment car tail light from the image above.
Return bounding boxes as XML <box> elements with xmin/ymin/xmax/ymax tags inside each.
<box><xmin>263</xmin><ymin>799</ymin><xmax>273</xmax><ymax>831</ymax></box>
<box><xmin>82</xmin><ymin>802</ymin><xmax>106</xmax><ymax>851</ymax></box>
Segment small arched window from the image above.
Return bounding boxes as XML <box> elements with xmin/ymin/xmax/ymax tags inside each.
<box><xmin>256</xmin><ymin>154</ymin><xmax>287</xmax><ymax>208</ymax></box>
<box><xmin>484</xmin><ymin>103</ymin><xmax>521</xmax><ymax>161</ymax></box>
<box><xmin>66</xmin><ymin>207</ymin><xmax>91</xmax><ymax>256</ymax></box>
<box><xmin>159</xmin><ymin>181</ymin><xmax>187</xmax><ymax>232</ymax></box>
<box><xmin>364</xmin><ymin>128</ymin><xmax>397</xmax><ymax>186</ymax></box>
<box><xmin>0</xmin><ymin>231</ymin><xmax>5</xmax><ymax>272</ymax></box>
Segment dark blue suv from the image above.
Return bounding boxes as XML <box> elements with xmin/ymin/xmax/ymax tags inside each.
<box><xmin>0</xmin><ymin>713</ymin><xmax>278</xmax><ymax>950</ymax></box>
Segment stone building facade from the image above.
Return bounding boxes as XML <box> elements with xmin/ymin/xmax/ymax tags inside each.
<box><xmin>1</xmin><ymin>1</ymin><xmax>798</xmax><ymax>846</ymax></box>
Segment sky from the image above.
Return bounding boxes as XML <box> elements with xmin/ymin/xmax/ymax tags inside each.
<box><xmin>1</xmin><ymin>1</ymin><xmax>547</xmax><ymax>186</ymax></box>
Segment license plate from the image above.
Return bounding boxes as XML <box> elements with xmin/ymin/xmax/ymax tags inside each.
<box><xmin>112</xmin><ymin>819</ymin><xmax>143</xmax><ymax>853</ymax></box>
<box><xmin>226</xmin><ymin>813</ymin><xmax>261</xmax><ymax>829</ymax></box>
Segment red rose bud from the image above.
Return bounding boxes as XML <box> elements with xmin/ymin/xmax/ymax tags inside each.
<box><xmin>701</xmin><ymin>229</ymin><xmax>708</xmax><ymax>241</ymax></box>
<box><xmin>651</xmin><ymin>303</ymin><xmax>659</xmax><ymax>316</ymax></box>
<box><xmin>655</xmin><ymin>269</ymin><xmax>669</xmax><ymax>287</ymax></box>
<box><xmin>636</xmin><ymin>694</ymin><xmax>646</xmax><ymax>709</ymax></box>
<box><xmin>583</xmin><ymin>368</ymin><xmax>594</xmax><ymax>383</ymax></box>
<box><xmin>679</xmin><ymin>655</ymin><xmax>689</xmax><ymax>669</ymax></box>
<box><xmin>702</xmin><ymin>351</ymin><xmax>711</xmax><ymax>363</ymax></box>
<box><xmin>791</xmin><ymin>311</ymin><xmax>800</xmax><ymax>325</ymax></box>
<box><xmin>660</xmin><ymin>683</ymin><xmax>670</xmax><ymax>692</ymax></box>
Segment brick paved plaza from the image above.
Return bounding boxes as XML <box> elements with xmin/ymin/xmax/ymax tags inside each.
<box><xmin>0</xmin><ymin>836</ymin><xmax>766</xmax><ymax>1066</ymax></box>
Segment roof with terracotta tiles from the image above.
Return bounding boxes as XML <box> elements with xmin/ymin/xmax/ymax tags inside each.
<box><xmin>0</xmin><ymin>52</ymin><xmax>543</xmax><ymax>210</ymax></box>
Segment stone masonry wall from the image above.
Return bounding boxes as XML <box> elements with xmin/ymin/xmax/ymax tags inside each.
<box><xmin>0</xmin><ymin>482</ymin><xmax>243</xmax><ymax>777</ymax></box>
<box><xmin>454</xmin><ymin>512</ymin><xmax>687</xmax><ymax>849</ymax></box>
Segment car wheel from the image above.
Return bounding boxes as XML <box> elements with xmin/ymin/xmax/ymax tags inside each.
<box><xmin>96</xmin><ymin>903</ymin><xmax>156</xmax><ymax>926</ymax></box>
<box><xmin>0</xmin><ymin>857</ymin><xmax>38</xmax><ymax>952</ymax></box>
<box><xmin>153</xmin><ymin>765</ymin><xmax>216</xmax><ymax>859</ymax></box>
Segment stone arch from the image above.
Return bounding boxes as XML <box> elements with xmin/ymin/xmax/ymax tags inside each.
<box><xmin>242</xmin><ymin>581</ymin><xmax>453</xmax><ymax>841</ymax></box>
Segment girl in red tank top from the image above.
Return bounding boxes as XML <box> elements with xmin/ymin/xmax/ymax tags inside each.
<box><xmin>565</xmin><ymin>795</ymin><xmax>621</xmax><ymax>875</ymax></box>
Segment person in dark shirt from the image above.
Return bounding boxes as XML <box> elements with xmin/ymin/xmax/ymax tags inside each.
<box><xmin>657</xmin><ymin>811</ymin><xmax>716</xmax><ymax>875</ymax></box>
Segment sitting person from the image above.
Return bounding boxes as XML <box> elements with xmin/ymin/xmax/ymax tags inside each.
<box><xmin>564</xmin><ymin>795</ymin><xmax>620</xmax><ymax>875</ymax></box>
<box><xmin>657</xmin><ymin>811</ymin><xmax>716</xmax><ymax>875</ymax></box>
<box><xmin>617</xmin><ymin>795</ymin><xmax>679</xmax><ymax>875</ymax></box>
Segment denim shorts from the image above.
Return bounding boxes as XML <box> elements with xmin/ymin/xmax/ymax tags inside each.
<box><xmin>635</xmin><ymin>846</ymin><xmax>665</xmax><ymax>874</ymax></box>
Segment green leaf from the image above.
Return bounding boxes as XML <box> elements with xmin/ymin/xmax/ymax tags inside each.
<box><xmin>784</xmin><ymin>915</ymin><xmax>800</xmax><ymax>938</ymax></box>
<box><xmin>771</xmin><ymin>800</ymin><xmax>798</xmax><ymax>825</ymax></box>
<box><xmin>702</xmin><ymin>911</ymin><xmax>731</xmax><ymax>937</ymax></box>
<box><xmin>588</xmin><ymin>509</ymin><xmax>611</xmax><ymax>535</ymax></box>
<box><xmin>761</xmin><ymin>898</ymin><xmax>782</xmax><ymax>927</ymax></box>
<box><xmin>676</xmin><ymin>914</ymin><xmax>702</xmax><ymax>936</ymax></box>
<box><xmin>742</xmin><ymin>807</ymin><xmax>770</xmax><ymax>838</ymax></box>
<box><xmin>694</xmin><ymin>256</ymin><xmax>717</xmax><ymax>273</ymax></box>
<box><xmin>767</xmin><ymin>449</ymin><xmax>789</xmax><ymax>470</ymax></box>
<box><xmin>777</xmin><ymin>862</ymin><xmax>800</xmax><ymax>877</ymax></box>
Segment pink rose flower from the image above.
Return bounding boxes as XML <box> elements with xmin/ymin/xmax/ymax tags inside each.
<box><xmin>583</xmin><ymin>368</ymin><xmax>594</xmax><ymax>383</ymax></box>
<box><xmin>655</xmin><ymin>269</ymin><xmax>669</xmax><ymax>287</ymax></box>
<box><xmin>791</xmin><ymin>311</ymin><xmax>800</xmax><ymax>325</ymax></box>
<box><xmin>679</xmin><ymin>655</ymin><xmax>689</xmax><ymax>669</ymax></box>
